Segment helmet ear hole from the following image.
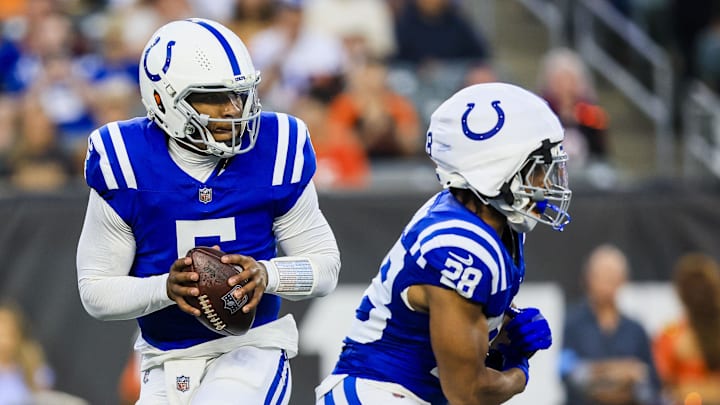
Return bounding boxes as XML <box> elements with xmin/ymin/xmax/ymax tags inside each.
<box><xmin>436</xmin><ymin>167</ymin><xmax>469</xmax><ymax>189</ymax></box>
<box><xmin>153</xmin><ymin>90</ymin><xmax>166</xmax><ymax>113</ymax></box>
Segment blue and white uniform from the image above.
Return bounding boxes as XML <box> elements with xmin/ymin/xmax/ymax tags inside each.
<box><xmin>83</xmin><ymin>112</ymin><xmax>314</xmax><ymax>349</ymax></box>
<box><xmin>77</xmin><ymin>112</ymin><xmax>340</xmax><ymax>404</ymax></box>
<box><xmin>317</xmin><ymin>190</ymin><xmax>524</xmax><ymax>405</ymax></box>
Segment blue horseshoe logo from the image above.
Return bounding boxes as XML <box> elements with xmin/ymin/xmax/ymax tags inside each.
<box><xmin>461</xmin><ymin>100</ymin><xmax>505</xmax><ymax>140</ymax></box>
<box><xmin>143</xmin><ymin>37</ymin><xmax>176</xmax><ymax>82</ymax></box>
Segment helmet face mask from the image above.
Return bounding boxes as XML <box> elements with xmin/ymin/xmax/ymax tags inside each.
<box><xmin>491</xmin><ymin>143</ymin><xmax>572</xmax><ymax>232</ymax></box>
<box><xmin>139</xmin><ymin>18</ymin><xmax>262</xmax><ymax>157</ymax></box>
<box><xmin>177</xmin><ymin>84</ymin><xmax>261</xmax><ymax>156</ymax></box>
<box><xmin>427</xmin><ymin>82</ymin><xmax>572</xmax><ymax>232</ymax></box>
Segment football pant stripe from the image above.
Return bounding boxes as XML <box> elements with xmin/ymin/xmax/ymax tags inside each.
<box><xmin>291</xmin><ymin>118</ymin><xmax>307</xmax><ymax>184</ymax></box>
<box><xmin>263</xmin><ymin>350</ymin><xmax>287</xmax><ymax>405</ymax></box>
<box><xmin>107</xmin><ymin>122</ymin><xmax>137</xmax><ymax>189</ymax></box>
<box><xmin>343</xmin><ymin>376</ymin><xmax>362</xmax><ymax>405</ymax></box>
<box><xmin>272</xmin><ymin>113</ymin><xmax>290</xmax><ymax>186</ymax></box>
<box><xmin>328</xmin><ymin>380</ymin><xmax>350</xmax><ymax>405</ymax></box>
<box><xmin>89</xmin><ymin>129</ymin><xmax>118</xmax><ymax>190</ymax></box>
<box><xmin>324</xmin><ymin>390</ymin><xmax>336</xmax><ymax>405</ymax></box>
<box><xmin>275</xmin><ymin>361</ymin><xmax>290</xmax><ymax>405</ymax></box>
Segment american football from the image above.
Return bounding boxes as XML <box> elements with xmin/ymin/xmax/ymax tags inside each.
<box><xmin>185</xmin><ymin>246</ymin><xmax>256</xmax><ymax>336</ymax></box>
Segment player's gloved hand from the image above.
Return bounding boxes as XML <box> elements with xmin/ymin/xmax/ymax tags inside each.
<box><xmin>504</xmin><ymin>307</ymin><xmax>552</xmax><ymax>356</ymax></box>
<box><xmin>488</xmin><ymin>344</ymin><xmax>530</xmax><ymax>387</ymax></box>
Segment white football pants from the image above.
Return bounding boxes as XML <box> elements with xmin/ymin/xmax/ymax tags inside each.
<box><xmin>315</xmin><ymin>374</ymin><xmax>430</xmax><ymax>405</ymax></box>
<box><xmin>137</xmin><ymin>346</ymin><xmax>291</xmax><ymax>405</ymax></box>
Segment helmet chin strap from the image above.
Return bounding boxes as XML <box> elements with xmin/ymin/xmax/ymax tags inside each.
<box><xmin>487</xmin><ymin>176</ymin><xmax>540</xmax><ymax>233</ymax></box>
<box><xmin>487</xmin><ymin>197</ymin><xmax>538</xmax><ymax>233</ymax></box>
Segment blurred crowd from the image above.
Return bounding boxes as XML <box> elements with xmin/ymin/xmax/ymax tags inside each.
<box><xmin>0</xmin><ymin>0</ymin><xmax>495</xmax><ymax>192</ymax></box>
<box><xmin>0</xmin><ymin>0</ymin><xmax>718</xmax><ymax>193</ymax></box>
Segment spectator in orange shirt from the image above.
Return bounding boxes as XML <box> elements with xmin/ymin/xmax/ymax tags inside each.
<box><xmin>291</xmin><ymin>95</ymin><xmax>369</xmax><ymax>190</ymax></box>
<box><xmin>326</xmin><ymin>58</ymin><xmax>421</xmax><ymax>159</ymax></box>
<box><xmin>653</xmin><ymin>253</ymin><xmax>720</xmax><ymax>405</ymax></box>
<box><xmin>537</xmin><ymin>49</ymin><xmax>612</xmax><ymax>163</ymax></box>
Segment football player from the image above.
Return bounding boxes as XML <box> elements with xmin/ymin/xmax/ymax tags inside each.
<box><xmin>76</xmin><ymin>18</ymin><xmax>340</xmax><ymax>404</ymax></box>
<box><xmin>315</xmin><ymin>82</ymin><xmax>571</xmax><ymax>404</ymax></box>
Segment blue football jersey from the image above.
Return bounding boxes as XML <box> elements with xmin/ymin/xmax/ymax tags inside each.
<box><xmin>332</xmin><ymin>190</ymin><xmax>525</xmax><ymax>404</ymax></box>
<box><xmin>83</xmin><ymin>112</ymin><xmax>316</xmax><ymax>350</ymax></box>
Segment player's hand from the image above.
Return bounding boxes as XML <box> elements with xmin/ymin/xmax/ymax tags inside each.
<box><xmin>167</xmin><ymin>256</ymin><xmax>201</xmax><ymax>317</ymax></box>
<box><xmin>504</xmin><ymin>307</ymin><xmax>552</xmax><ymax>356</ymax></box>
<box><xmin>490</xmin><ymin>344</ymin><xmax>531</xmax><ymax>387</ymax></box>
<box><xmin>222</xmin><ymin>253</ymin><xmax>268</xmax><ymax>314</ymax></box>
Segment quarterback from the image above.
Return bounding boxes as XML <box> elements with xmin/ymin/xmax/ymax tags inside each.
<box><xmin>76</xmin><ymin>18</ymin><xmax>340</xmax><ymax>404</ymax></box>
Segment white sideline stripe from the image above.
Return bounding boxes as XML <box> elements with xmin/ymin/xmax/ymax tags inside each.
<box><xmin>272</xmin><ymin>113</ymin><xmax>290</xmax><ymax>186</ymax></box>
<box><xmin>291</xmin><ymin>119</ymin><xmax>307</xmax><ymax>184</ymax></box>
<box><xmin>90</xmin><ymin>129</ymin><xmax>118</xmax><ymax>190</ymax></box>
<box><xmin>107</xmin><ymin>122</ymin><xmax>137</xmax><ymax>189</ymax></box>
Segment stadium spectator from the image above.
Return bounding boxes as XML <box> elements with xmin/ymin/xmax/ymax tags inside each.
<box><xmin>326</xmin><ymin>58</ymin><xmax>421</xmax><ymax>159</ymax></box>
<box><xmin>249</xmin><ymin>0</ymin><xmax>346</xmax><ymax>112</ymax></box>
<box><xmin>536</xmin><ymin>47</ymin><xmax>616</xmax><ymax>188</ymax></box>
<box><xmin>560</xmin><ymin>244</ymin><xmax>661</xmax><ymax>405</ymax></box>
<box><xmin>391</xmin><ymin>0</ymin><xmax>491</xmax><ymax>84</ymax></box>
<box><xmin>303</xmin><ymin>0</ymin><xmax>396</xmax><ymax>63</ymax></box>
<box><xmin>7</xmin><ymin>94</ymin><xmax>72</xmax><ymax>191</ymax></box>
<box><xmin>78</xmin><ymin>15</ymin><xmax>140</xmax><ymax>86</ymax></box>
<box><xmin>108</xmin><ymin>0</ymin><xmax>193</xmax><ymax>61</ymax></box>
<box><xmin>653</xmin><ymin>252</ymin><xmax>720</xmax><ymax>405</ymax></box>
<box><xmin>75</xmin><ymin>18</ymin><xmax>340</xmax><ymax>403</ymax></box>
<box><xmin>0</xmin><ymin>302</ymin><xmax>54</xmax><ymax>403</ymax></box>
<box><xmin>227</xmin><ymin>0</ymin><xmax>277</xmax><ymax>46</ymax></box>
<box><xmin>290</xmin><ymin>95</ymin><xmax>369</xmax><ymax>189</ymax></box>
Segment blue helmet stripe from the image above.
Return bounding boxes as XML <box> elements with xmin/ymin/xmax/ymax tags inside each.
<box><xmin>192</xmin><ymin>20</ymin><xmax>241</xmax><ymax>75</ymax></box>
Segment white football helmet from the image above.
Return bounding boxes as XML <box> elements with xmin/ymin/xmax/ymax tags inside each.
<box><xmin>139</xmin><ymin>18</ymin><xmax>261</xmax><ymax>156</ymax></box>
<box><xmin>427</xmin><ymin>82</ymin><xmax>572</xmax><ymax>232</ymax></box>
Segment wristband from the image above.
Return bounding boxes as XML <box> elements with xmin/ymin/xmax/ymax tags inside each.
<box><xmin>262</xmin><ymin>258</ymin><xmax>314</xmax><ymax>294</ymax></box>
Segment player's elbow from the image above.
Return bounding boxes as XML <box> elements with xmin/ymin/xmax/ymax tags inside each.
<box><xmin>77</xmin><ymin>278</ymin><xmax>118</xmax><ymax>321</ymax></box>
<box><xmin>315</xmin><ymin>252</ymin><xmax>341</xmax><ymax>297</ymax></box>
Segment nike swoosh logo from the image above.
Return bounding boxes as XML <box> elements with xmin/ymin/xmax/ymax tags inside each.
<box><xmin>448</xmin><ymin>251</ymin><xmax>473</xmax><ymax>266</ymax></box>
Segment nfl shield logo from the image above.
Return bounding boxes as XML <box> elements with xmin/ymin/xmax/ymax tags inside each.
<box><xmin>198</xmin><ymin>187</ymin><xmax>212</xmax><ymax>204</ymax></box>
<box><xmin>222</xmin><ymin>285</ymin><xmax>247</xmax><ymax>315</ymax></box>
<box><xmin>176</xmin><ymin>375</ymin><xmax>190</xmax><ymax>392</ymax></box>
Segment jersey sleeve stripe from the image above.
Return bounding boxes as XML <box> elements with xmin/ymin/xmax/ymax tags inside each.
<box><xmin>290</xmin><ymin>119</ymin><xmax>307</xmax><ymax>184</ymax></box>
<box><xmin>107</xmin><ymin>122</ymin><xmax>137</xmax><ymax>189</ymax></box>
<box><xmin>409</xmin><ymin>219</ymin><xmax>507</xmax><ymax>291</ymax></box>
<box><xmin>89</xmin><ymin>129</ymin><xmax>118</xmax><ymax>190</ymax></box>
<box><xmin>415</xmin><ymin>234</ymin><xmax>501</xmax><ymax>294</ymax></box>
<box><xmin>272</xmin><ymin>113</ymin><xmax>290</xmax><ymax>186</ymax></box>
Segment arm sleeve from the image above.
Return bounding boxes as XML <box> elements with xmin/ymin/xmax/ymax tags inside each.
<box><xmin>76</xmin><ymin>189</ymin><xmax>174</xmax><ymax>321</ymax></box>
<box><xmin>260</xmin><ymin>181</ymin><xmax>340</xmax><ymax>301</ymax></box>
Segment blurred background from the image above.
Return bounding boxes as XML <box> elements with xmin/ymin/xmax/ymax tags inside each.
<box><xmin>0</xmin><ymin>0</ymin><xmax>719</xmax><ymax>404</ymax></box>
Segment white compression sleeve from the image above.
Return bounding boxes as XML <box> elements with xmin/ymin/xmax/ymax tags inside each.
<box><xmin>261</xmin><ymin>181</ymin><xmax>341</xmax><ymax>301</ymax></box>
<box><xmin>76</xmin><ymin>190</ymin><xmax>174</xmax><ymax>321</ymax></box>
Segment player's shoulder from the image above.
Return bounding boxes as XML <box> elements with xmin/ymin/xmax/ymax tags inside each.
<box><xmin>407</xmin><ymin>210</ymin><xmax>504</xmax><ymax>269</ymax></box>
<box><xmin>85</xmin><ymin>117</ymin><xmax>156</xmax><ymax>192</ymax></box>
<box><xmin>405</xmin><ymin>191</ymin><xmax>502</xmax><ymax>253</ymax></box>
<box><xmin>256</xmin><ymin>111</ymin><xmax>316</xmax><ymax>188</ymax></box>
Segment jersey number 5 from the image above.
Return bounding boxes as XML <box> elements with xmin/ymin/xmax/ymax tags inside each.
<box><xmin>175</xmin><ymin>218</ymin><xmax>236</xmax><ymax>258</ymax></box>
